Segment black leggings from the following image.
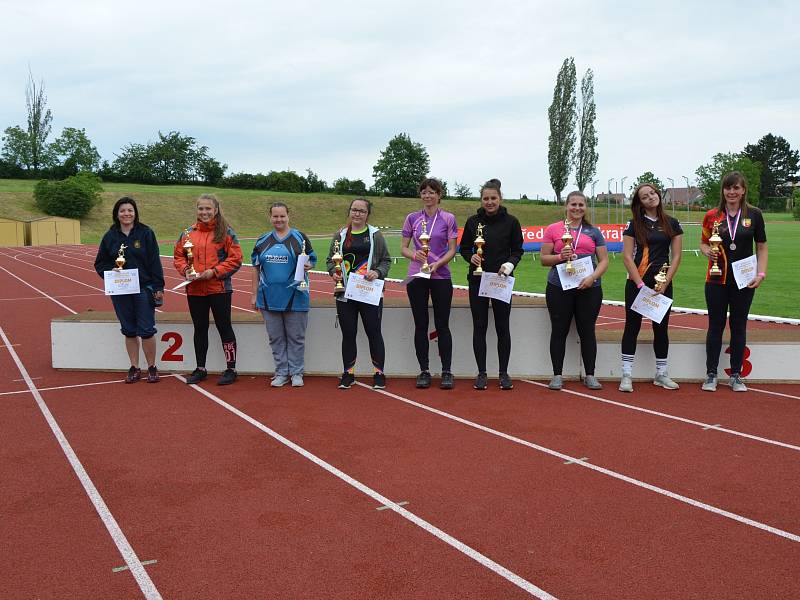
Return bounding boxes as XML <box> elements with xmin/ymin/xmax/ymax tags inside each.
<box><xmin>406</xmin><ymin>277</ymin><xmax>453</xmax><ymax>372</ymax></box>
<box><xmin>468</xmin><ymin>279</ymin><xmax>512</xmax><ymax>374</ymax></box>
<box><xmin>705</xmin><ymin>282</ymin><xmax>755</xmax><ymax>375</ymax></box>
<box><xmin>546</xmin><ymin>283</ymin><xmax>603</xmax><ymax>376</ymax></box>
<box><xmin>187</xmin><ymin>293</ymin><xmax>236</xmax><ymax>368</ymax></box>
<box><xmin>337</xmin><ymin>299</ymin><xmax>385</xmax><ymax>372</ymax></box>
<box><xmin>621</xmin><ymin>279</ymin><xmax>672</xmax><ymax>358</ymax></box>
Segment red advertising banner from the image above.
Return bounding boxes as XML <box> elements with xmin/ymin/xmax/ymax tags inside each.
<box><xmin>457</xmin><ymin>224</ymin><xmax>626</xmax><ymax>251</ymax></box>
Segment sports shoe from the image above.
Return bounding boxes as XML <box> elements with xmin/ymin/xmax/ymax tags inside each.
<box><xmin>499</xmin><ymin>373</ymin><xmax>514</xmax><ymax>390</ymax></box>
<box><xmin>440</xmin><ymin>371</ymin><xmax>454</xmax><ymax>390</ymax></box>
<box><xmin>701</xmin><ymin>373</ymin><xmax>718</xmax><ymax>392</ymax></box>
<box><xmin>125</xmin><ymin>366</ymin><xmax>141</xmax><ymax>384</ymax></box>
<box><xmin>373</xmin><ymin>372</ymin><xmax>386</xmax><ymax>389</ymax></box>
<box><xmin>548</xmin><ymin>375</ymin><xmax>563</xmax><ymax>390</ymax></box>
<box><xmin>653</xmin><ymin>373</ymin><xmax>679</xmax><ymax>390</ymax></box>
<box><xmin>218</xmin><ymin>369</ymin><xmax>237</xmax><ymax>386</ymax></box>
<box><xmin>291</xmin><ymin>374</ymin><xmax>304</xmax><ymax>387</ymax></box>
<box><xmin>618</xmin><ymin>375</ymin><xmax>633</xmax><ymax>393</ymax></box>
<box><xmin>186</xmin><ymin>368</ymin><xmax>207</xmax><ymax>384</ymax></box>
<box><xmin>146</xmin><ymin>365</ymin><xmax>159</xmax><ymax>383</ymax></box>
<box><xmin>729</xmin><ymin>374</ymin><xmax>747</xmax><ymax>392</ymax></box>
<box><xmin>271</xmin><ymin>374</ymin><xmax>290</xmax><ymax>387</ymax></box>
<box><xmin>583</xmin><ymin>375</ymin><xmax>603</xmax><ymax>390</ymax></box>
<box><xmin>415</xmin><ymin>371</ymin><xmax>432</xmax><ymax>389</ymax></box>
<box><xmin>473</xmin><ymin>372</ymin><xmax>488</xmax><ymax>390</ymax></box>
<box><xmin>338</xmin><ymin>372</ymin><xmax>355</xmax><ymax>389</ymax></box>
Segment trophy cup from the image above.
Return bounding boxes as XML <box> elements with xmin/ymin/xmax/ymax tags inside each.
<box><xmin>419</xmin><ymin>220</ymin><xmax>431</xmax><ymax>274</ymax></box>
<box><xmin>561</xmin><ymin>220</ymin><xmax>576</xmax><ymax>275</ymax></box>
<box><xmin>298</xmin><ymin>239</ymin><xmax>309</xmax><ymax>290</ymax></box>
<box><xmin>331</xmin><ymin>239</ymin><xmax>345</xmax><ymax>295</ymax></box>
<box><xmin>114</xmin><ymin>244</ymin><xmax>127</xmax><ymax>270</ymax></box>
<box><xmin>473</xmin><ymin>223</ymin><xmax>485</xmax><ymax>276</ymax></box>
<box><xmin>708</xmin><ymin>221</ymin><xmax>723</xmax><ymax>277</ymax></box>
<box><xmin>182</xmin><ymin>228</ymin><xmax>198</xmax><ymax>279</ymax></box>
<box><xmin>654</xmin><ymin>263</ymin><xmax>669</xmax><ymax>293</ymax></box>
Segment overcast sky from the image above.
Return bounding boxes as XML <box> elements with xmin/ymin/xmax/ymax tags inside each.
<box><xmin>1</xmin><ymin>0</ymin><xmax>798</xmax><ymax>198</ymax></box>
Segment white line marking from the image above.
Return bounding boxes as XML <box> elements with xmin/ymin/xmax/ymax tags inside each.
<box><xmin>0</xmin><ymin>325</ymin><xmax>162</xmax><ymax>599</ymax></box>
<box><xmin>0</xmin><ymin>375</ymin><xmax>180</xmax><ymax>397</ymax></box>
<box><xmin>563</xmin><ymin>457</ymin><xmax>589</xmax><ymax>465</ymax></box>
<box><xmin>114</xmin><ymin>559</ymin><xmax>157</xmax><ymax>573</ymax></box>
<box><xmin>702</xmin><ymin>424</ymin><xmax>722</xmax><ymax>431</ymax></box>
<box><xmin>0</xmin><ymin>267</ymin><xmax>78</xmax><ymax>314</ymax></box>
<box><xmin>356</xmin><ymin>383</ymin><xmax>800</xmax><ymax>543</ymax></box>
<box><xmin>13</xmin><ymin>377</ymin><xmax>42</xmax><ymax>382</ymax></box>
<box><xmin>377</xmin><ymin>500</ymin><xmax>409</xmax><ymax>511</ymax></box>
<box><xmin>522</xmin><ymin>380</ymin><xmax>800</xmax><ymax>453</ymax></box>
<box><xmin>182</xmin><ymin>377</ymin><xmax>555</xmax><ymax>599</ymax></box>
<box><xmin>749</xmin><ymin>387</ymin><xmax>800</xmax><ymax>401</ymax></box>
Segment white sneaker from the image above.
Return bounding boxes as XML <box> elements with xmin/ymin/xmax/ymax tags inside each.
<box><xmin>653</xmin><ymin>373</ymin><xmax>680</xmax><ymax>390</ymax></box>
<box><xmin>583</xmin><ymin>375</ymin><xmax>603</xmax><ymax>390</ymax></box>
<box><xmin>729</xmin><ymin>374</ymin><xmax>747</xmax><ymax>392</ymax></box>
<box><xmin>548</xmin><ymin>375</ymin><xmax>563</xmax><ymax>390</ymax></box>
<box><xmin>291</xmin><ymin>374</ymin><xmax>304</xmax><ymax>387</ymax></box>
<box><xmin>701</xmin><ymin>374</ymin><xmax>717</xmax><ymax>392</ymax></box>
<box><xmin>618</xmin><ymin>375</ymin><xmax>633</xmax><ymax>392</ymax></box>
<box><xmin>271</xmin><ymin>374</ymin><xmax>290</xmax><ymax>387</ymax></box>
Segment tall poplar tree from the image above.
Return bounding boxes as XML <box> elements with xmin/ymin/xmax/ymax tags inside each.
<box><xmin>573</xmin><ymin>69</ymin><xmax>598</xmax><ymax>192</ymax></box>
<box><xmin>547</xmin><ymin>57</ymin><xmax>577</xmax><ymax>204</ymax></box>
<box><xmin>25</xmin><ymin>69</ymin><xmax>53</xmax><ymax>172</ymax></box>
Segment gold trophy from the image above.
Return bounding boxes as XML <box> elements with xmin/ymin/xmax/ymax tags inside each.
<box><xmin>114</xmin><ymin>244</ymin><xmax>127</xmax><ymax>270</ymax></box>
<box><xmin>331</xmin><ymin>239</ymin><xmax>345</xmax><ymax>295</ymax></box>
<box><xmin>473</xmin><ymin>223</ymin><xmax>485</xmax><ymax>276</ymax></box>
<box><xmin>419</xmin><ymin>220</ymin><xmax>431</xmax><ymax>274</ymax></box>
<box><xmin>708</xmin><ymin>221</ymin><xmax>723</xmax><ymax>277</ymax></box>
<box><xmin>561</xmin><ymin>219</ymin><xmax>576</xmax><ymax>275</ymax></box>
<box><xmin>182</xmin><ymin>228</ymin><xmax>198</xmax><ymax>279</ymax></box>
<box><xmin>654</xmin><ymin>263</ymin><xmax>669</xmax><ymax>293</ymax></box>
<box><xmin>298</xmin><ymin>239</ymin><xmax>309</xmax><ymax>290</ymax></box>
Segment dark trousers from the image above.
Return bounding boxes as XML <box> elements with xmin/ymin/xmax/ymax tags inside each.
<box><xmin>468</xmin><ymin>279</ymin><xmax>512</xmax><ymax>374</ymax></box>
<box><xmin>187</xmin><ymin>293</ymin><xmax>236</xmax><ymax>368</ymax></box>
<box><xmin>705</xmin><ymin>282</ymin><xmax>755</xmax><ymax>375</ymax></box>
<box><xmin>406</xmin><ymin>277</ymin><xmax>454</xmax><ymax>372</ymax></box>
<box><xmin>546</xmin><ymin>283</ymin><xmax>603</xmax><ymax>376</ymax></box>
<box><xmin>621</xmin><ymin>279</ymin><xmax>672</xmax><ymax>358</ymax></box>
<box><xmin>336</xmin><ymin>298</ymin><xmax>385</xmax><ymax>372</ymax></box>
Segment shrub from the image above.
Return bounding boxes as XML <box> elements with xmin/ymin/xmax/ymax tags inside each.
<box><xmin>793</xmin><ymin>189</ymin><xmax>800</xmax><ymax>220</ymax></box>
<box><xmin>34</xmin><ymin>173</ymin><xmax>103</xmax><ymax>218</ymax></box>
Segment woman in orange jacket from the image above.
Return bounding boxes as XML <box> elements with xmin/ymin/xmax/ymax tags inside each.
<box><xmin>174</xmin><ymin>194</ymin><xmax>243</xmax><ymax>385</ymax></box>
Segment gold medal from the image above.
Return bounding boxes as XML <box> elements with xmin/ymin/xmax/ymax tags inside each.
<box><xmin>742</xmin><ymin>218</ymin><xmax>751</xmax><ymax>227</ymax></box>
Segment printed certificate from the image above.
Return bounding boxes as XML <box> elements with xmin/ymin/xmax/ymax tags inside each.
<box><xmin>104</xmin><ymin>268</ymin><xmax>140</xmax><ymax>296</ymax></box>
<box><xmin>344</xmin><ymin>272</ymin><xmax>385</xmax><ymax>306</ymax></box>
<box><xmin>631</xmin><ymin>285</ymin><xmax>674</xmax><ymax>324</ymax></box>
<box><xmin>478</xmin><ymin>272</ymin><xmax>515</xmax><ymax>304</ymax></box>
<box><xmin>731</xmin><ymin>255</ymin><xmax>757</xmax><ymax>290</ymax></box>
<box><xmin>555</xmin><ymin>256</ymin><xmax>594</xmax><ymax>290</ymax></box>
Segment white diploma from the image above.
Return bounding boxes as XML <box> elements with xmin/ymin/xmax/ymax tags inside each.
<box><xmin>104</xmin><ymin>268</ymin><xmax>140</xmax><ymax>296</ymax></box>
<box><xmin>171</xmin><ymin>279</ymin><xmax>192</xmax><ymax>291</ymax></box>
<box><xmin>401</xmin><ymin>271</ymin><xmax>431</xmax><ymax>286</ymax></box>
<box><xmin>556</xmin><ymin>256</ymin><xmax>595</xmax><ymax>290</ymax></box>
<box><xmin>294</xmin><ymin>254</ymin><xmax>310</xmax><ymax>282</ymax></box>
<box><xmin>731</xmin><ymin>255</ymin><xmax>758</xmax><ymax>290</ymax></box>
<box><xmin>631</xmin><ymin>285</ymin><xmax>674</xmax><ymax>324</ymax></box>
<box><xmin>344</xmin><ymin>272</ymin><xmax>384</xmax><ymax>306</ymax></box>
<box><xmin>478</xmin><ymin>272</ymin><xmax>515</xmax><ymax>304</ymax></box>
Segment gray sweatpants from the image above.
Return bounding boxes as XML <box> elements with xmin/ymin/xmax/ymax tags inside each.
<box><xmin>262</xmin><ymin>310</ymin><xmax>309</xmax><ymax>376</ymax></box>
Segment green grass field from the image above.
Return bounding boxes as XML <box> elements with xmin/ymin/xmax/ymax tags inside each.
<box><xmin>2</xmin><ymin>178</ymin><xmax>796</xmax><ymax>317</ymax></box>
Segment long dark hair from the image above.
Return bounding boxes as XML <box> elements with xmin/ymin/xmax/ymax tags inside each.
<box><xmin>565</xmin><ymin>190</ymin><xmax>593</xmax><ymax>227</ymax></box>
<box><xmin>716</xmin><ymin>171</ymin><xmax>752</xmax><ymax>221</ymax></box>
<box><xmin>629</xmin><ymin>183</ymin><xmax>675</xmax><ymax>247</ymax></box>
<box><xmin>111</xmin><ymin>196</ymin><xmax>140</xmax><ymax>230</ymax></box>
<box><xmin>343</xmin><ymin>197</ymin><xmax>372</xmax><ymax>249</ymax></box>
<box><xmin>197</xmin><ymin>194</ymin><xmax>232</xmax><ymax>244</ymax></box>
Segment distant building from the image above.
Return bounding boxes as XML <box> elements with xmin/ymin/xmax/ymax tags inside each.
<box><xmin>663</xmin><ymin>187</ymin><xmax>703</xmax><ymax>206</ymax></box>
<box><xmin>595</xmin><ymin>192</ymin><xmax>627</xmax><ymax>205</ymax></box>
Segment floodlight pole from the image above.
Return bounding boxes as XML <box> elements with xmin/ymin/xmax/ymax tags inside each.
<box><xmin>667</xmin><ymin>177</ymin><xmax>675</xmax><ymax>216</ymax></box>
<box><xmin>607</xmin><ymin>178</ymin><xmax>614</xmax><ymax>224</ymax></box>
<box><xmin>682</xmin><ymin>175</ymin><xmax>691</xmax><ymax>221</ymax></box>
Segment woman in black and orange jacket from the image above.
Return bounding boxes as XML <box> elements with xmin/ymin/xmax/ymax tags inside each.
<box><xmin>174</xmin><ymin>194</ymin><xmax>243</xmax><ymax>385</ymax></box>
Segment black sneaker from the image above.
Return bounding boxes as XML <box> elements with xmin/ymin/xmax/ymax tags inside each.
<box><xmin>338</xmin><ymin>372</ymin><xmax>355</xmax><ymax>389</ymax></box>
<box><xmin>473</xmin><ymin>372</ymin><xmax>488</xmax><ymax>390</ymax></box>
<box><xmin>186</xmin><ymin>368</ymin><xmax>207</xmax><ymax>384</ymax></box>
<box><xmin>415</xmin><ymin>371</ymin><xmax>432</xmax><ymax>388</ymax></box>
<box><xmin>499</xmin><ymin>373</ymin><xmax>514</xmax><ymax>390</ymax></box>
<box><xmin>373</xmin><ymin>372</ymin><xmax>386</xmax><ymax>389</ymax></box>
<box><xmin>146</xmin><ymin>365</ymin><xmax>159</xmax><ymax>383</ymax></box>
<box><xmin>218</xmin><ymin>369</ymin><xmax>237</xmax><ymax>386</ymax></box>
<box><xmin>125</xmin><ymin>366</ymin><xmax>141</xmax><ymax>384</ymax></box>
<box><xmin>440</xmin><ymin>371</ymin><xmax>454</xmax><ymax>390</ymax></box>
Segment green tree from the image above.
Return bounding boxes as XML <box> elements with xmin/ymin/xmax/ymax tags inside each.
<box><xmin>34</xmin><ymin>173</ymin><xmax>103</xmax><ymax>218</ymax></box>
<box><xmin>631</xmin><ymin>171</ymin><xmax>664</xmax><ymax>194</ymax></box>
<box><xmin>372</xmin><ymin>133</ymin><xmax>430</xmax><ymax>197</ymax></box>
<box><xmin>1</xmin><ymin>125</ymin><xmax>33</xmax><ymax>169</ymax></box>
<box><xmin>742</xmin><ymin>133</ymin><xmax>799</xmax><ymax>202</ymax></box>
<box><xmin>25</xmin><ymin>70</ymin><xmax>53</xmax><ymax>171</ymax></box>
<box><xmin>49</xmin><ymin>127</ymin><xmax>101</xmax><ymax>173</ymax></box>
<box><xmin>548</xmin><ymin>57</ymin><xmax>577</xmax><ymax>203</ymax></box>
<box><xmin>304</xmin><ymin>169</ymin><xmax>328</xmax><ymax>193</ymax></box>
<box><xmin>695</xmin><ymin>153</ymin><xmax>761</xmax><ymax>207</ymax></box>
<box><xmin>453</xmin><ymin>182</ymin><xmax>472</xmax><ymax>199</ymax></box>
<box><xmin>573</xmin><ymin>68</ymin><xmax>598</xmax><ymax>192</ymax></box>
<box><xmin>333</xmin><ymin>177</ymin><xmax>368</xmax><ymax>196</ymax></box>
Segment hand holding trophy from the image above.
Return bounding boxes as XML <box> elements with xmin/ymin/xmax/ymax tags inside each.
<box><xmin>114</xmin><ymin>244</ymin><xmax>127</xmax><ymax>270</ymax></box>
<box><xmin>182</xmin><ymin>227</ymin><xmax>198</xmax><ymax>279</ymax></box>
<box><xmin>654</xmin><ymin>263</ymin><xmax>669</xmax><ymax>293</ymax></box>
<box><xmin>419</xmin><ymin>220</ymin><xmax>431</xmax><ymax>274</ymax></box>
<box><xmin>561</xmin><ymin>219</ymin><xmax>576</xmax><ymax>275</ymax></box>
<box><xmin>331</xmin><ymin>239</ymin><xmax>345</xmax><ymax>295</ymax></box>
<box><xmin>473</xmin><ymin>223</ymin><xmax>485</xmax><ymax>275</ymax></box>
<box><xmin>298</xmin><ymin>239</ymin><xmax>309</xmax><ymax>290</ymax></box>
<box><xmin>708</xmin><ymin>221</ymin><xmax>723</xmax><ymax>277</ymax></box>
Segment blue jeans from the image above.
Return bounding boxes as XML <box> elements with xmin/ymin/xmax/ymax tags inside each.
<box><xmin>111</xmin><ymin>291</ymin><xmax>156</xmax><ymax>338</ymax></box>
<box><xmin>262</xmin><ymin>310</ymin><xmax>309</xmax><ymax>376</ymax></box>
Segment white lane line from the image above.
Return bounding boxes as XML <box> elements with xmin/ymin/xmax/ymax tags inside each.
<box><xmin>182</xmin><ymin>377</ymin><xmax>555</xmax><ymax>599</ymax></box>
<box><xmin>357</xmin><ymin>383</ymin><xmax>800</xmax><ymax>543</ymax></box>
<box><xmin>376</xmin><ymin>501</ymin><xmax>410</xmax><ymax>511</ymax></box>
<box><xmin>0</xmin><ymin>375</ymin><xmax>179</xmax><ymax>397</ymax></box>
<box><xmin>563</xmin><ymin>457</ymin><xmax>589</xmax><ymax>465</ymax></box>
<box><xmin>0</xmin><ymin>293</ymin><xmax>105</xmax><ymax>302</ymax></box>
<box><xmin>702</xmin><ymin>424</ymin><xmax>722</xmax><ymax>431</ymax></box>
<box><xmin>114</xmin><ymin>559</ymin><xmax>158</xmax><ymax>573</ymax></box>
<box><xmin>0</xmin><ymin>266</ymin><xmax>78</xmax><ymax>314</ymax></box>
<box><xmin>522</xmin><ymin>380</ymin><xmax>800</xmax><ymax>453</ymax></box>
<box><xmin>0</xmin><ymin>325</ymin><xmax>162</xmax><ymax>600</ymax></box>
<box><xmin>749</xmin><ymin>387</ymin><xmax>800</xmax><ymax>401</ymax></box>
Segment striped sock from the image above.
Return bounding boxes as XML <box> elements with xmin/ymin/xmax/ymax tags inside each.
<box><xmin>656</xmin><ymin>358</ymin><xmax>668</xmax><ymax>376</ymax></box>
<box><xmin>621</xmin><ymin>354</ymin><xmax>635</xmax><ymax>377</ymax></box>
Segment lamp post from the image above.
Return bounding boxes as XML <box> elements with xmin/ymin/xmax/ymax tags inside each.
<box><xmin>607</xmin><ymin>178</ymin><xmax>614</xmax><ymax>224</ymax></box>
<box><xmin>667</xmin><ymin>177</ymin><xmax>675</xmax><ymax>216</ymax></box>
<box><xmin>682</xmin><ymin>175</ymin><xmax>691</xmax><ymax>221</ymax></box>
<box><xmin>620</xmin><ymin>176</ymin><xmax>628</xmax><ymax>224</ymax></box>
<box><xmin>591</xmin><ymin>179</ymin><xmax>599</xmax><ymax>223</ymax></box>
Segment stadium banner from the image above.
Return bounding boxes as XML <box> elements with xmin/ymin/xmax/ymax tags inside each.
<box><xmin>457</xmin><ymin>224</ymin><xmax>625</xmax><ymax>252</ymax></box>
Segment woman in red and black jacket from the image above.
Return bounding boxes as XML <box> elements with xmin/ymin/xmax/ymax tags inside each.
<box><xmin>174</xmin><ymin>194</ymin><xmax>243</xmax><ymax>385</ymax></box>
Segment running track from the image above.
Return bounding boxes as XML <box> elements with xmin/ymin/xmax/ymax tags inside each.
<box><xmin>1</xmin><ymin>245</ymin><xmax>798</xmax><ymax>599</ymax></box>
